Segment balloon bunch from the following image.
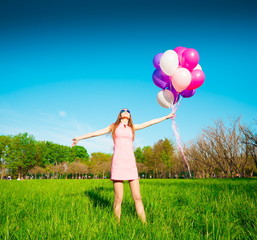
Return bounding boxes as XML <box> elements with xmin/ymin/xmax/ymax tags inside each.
<box><xmin>153</xmin><ymin>47</ymin><xmax>205</xmax><ymax>108</ymax></box>
<box><xmin>153</xmin><ymin>47</ymin><xmax>205</xmax><ymax>178</ymax></box>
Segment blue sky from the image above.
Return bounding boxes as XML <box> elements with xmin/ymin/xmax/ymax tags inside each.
<box><xmin>0</xmin><ymin>0</ymin><xmax>256</xmax><ymax>154</ymax></box>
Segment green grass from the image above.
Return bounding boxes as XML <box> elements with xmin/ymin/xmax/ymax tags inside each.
<box><xmin>0</xmin><ymin>179</ymin><xmax>256</xmax><ymax>240</ymax></box>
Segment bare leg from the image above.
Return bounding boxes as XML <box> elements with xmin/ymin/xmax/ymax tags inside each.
<box><xmin>113</xmin><ymin>180</ymin><xmax>124</xmax><ymax>222</ymax></box>
<box><xmin>129</xmin><ymin>179</ymin><xmax>146</xmax><ymax>223</ymax></box>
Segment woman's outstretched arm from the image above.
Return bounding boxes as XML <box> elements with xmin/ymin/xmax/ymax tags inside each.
<box><xmin>134</xmin><ymin>113</ymin><xmax>175</xmax><ymax>131</ymax></box>
<box><xmin>71</xmin><ymin>124</ymin><xmax>112</xmax><ymax>147</ymax></box>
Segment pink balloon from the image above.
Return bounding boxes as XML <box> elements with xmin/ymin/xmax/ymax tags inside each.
<box><xmin>172</xmin><ymin>68</ymin><xmax>192</xmax><ymax>93</ymax></box>
<box><xmin>181</xmin><ymin>48</ymin><xmax>200</xmax><ymax>71</ymax></box>
<box><xmin>174</xmin><ymin>46</ymin><xmax>187</xmax><ymax>65</ymax></box>
<box><xmin>187</xmin><ymin>69</ymin><xmax>205</xmax><ymax>90</ymax></box>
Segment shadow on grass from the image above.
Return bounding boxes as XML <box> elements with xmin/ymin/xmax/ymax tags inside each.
<box><xmin>85</xmin><ymin>187</ymin><xmax>139</xmax><ymax>219</ymax></box>
<box><xmin>84</xmin><ymin>187</ymin><xmax>113</xmax><ymax>209</ymax></box>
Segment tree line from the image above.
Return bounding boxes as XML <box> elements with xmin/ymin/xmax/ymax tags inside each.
<box><xmin>186</xmin><ymin>119</ymin><xmax>257</xmax><ymax>178</ymax></box>
<box><xmin>0</xmin><ymin>118</ymin><xmax>256</xmax><ymax>179</ymax></box>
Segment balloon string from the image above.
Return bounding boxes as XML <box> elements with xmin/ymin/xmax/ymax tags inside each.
<box><xmin>170</xmin><ymin>98</ymin><xmax>192</xmax><ymax>178</ymax></box>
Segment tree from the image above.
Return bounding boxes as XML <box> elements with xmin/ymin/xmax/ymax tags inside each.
<box><xmin>28</xmin><ymin>166</ymin><xmax>46</xmax><ymax>179</ymax></box>
<box><xmin>134</xmin><ymin>147</ymin><xmax>145</xmax><ymax>163</ymax></box>
<box><xmin>39</xmin><ymin>141</ymin><xmax>73</xmax><ymax>166</ymax></box>
<box><xmin>141</xmin><ymin>139</ymin><xmax>176</xmax><ymax>178</ymax></box>
<box><xmin>68</xmin><ymin>161</ymin><xmax>88</xmax><ymax>179</ymax></box>
<box><xmin>38</xmin><ymin>141</ymin><xmax>59</xmax><ymax>166</ymax></box>
<box><xmin>90</xmin><ymin>152</ymin><xmax>112</xmax><ymax>178</ymax></box>
<box><xmin>136</xmin><ymin>162</ymin><xmax>148</xmax><ymax>178</ymax></box>
<box><xmin>72</xmin><ymin>145</ymin><xmax>89</xmax><ymax>162</ymax></box>
<box><xmin>142</xmin><ymin>146</ymin><xmax>155</xmax><ymax>177</ymax></box>
<box><xmin>0</xmin><ymin>135</ymin><xmax>12</xmax><ymax>160</ymax></box>
<box><xmin>4</xmin><ymin>133</ymin><xmax>37</xmax><ymax>178</ymax></box>
<box><xmin>186</xmin><ymin>119</ymin><xmax>256</xmax><ymax>178</ymax></box>
<box><xmin>160</xmin><ymin>138</ymin><xmax>176</xmax><ymax>176</ymax></box>
<box><xmin>172</xmin><ymin>151</ymin><xmax>188</xmax><ymax>178</ymax></box>
<box><xmin>240</xmin><ymin>123</ymin><xmax>257</xmax><ymax>169</ymax></box>
<box><xmin>0</xmin><ymin>135</ymin><xmax>12</xmax><ymax>178</ymax></box>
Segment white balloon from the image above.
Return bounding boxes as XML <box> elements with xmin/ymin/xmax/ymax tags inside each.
<box><xmin>172</xmin><ymin>68</ymin><xmax>192</xmax><ymax>92</ymax></box>
<box><xmin>194</xmin><ymin>64</ymin><xmax>202</xmax><ymax>70</ymax></box>
<box><xmin>157</xmin><ymin>89</ymin><xmax>174</xmax><ymax>108</ymax></box>
<box><xmin>160</xmin><ymin>50</ymin><xmax>179</xmax><ymax>76</ymax></box>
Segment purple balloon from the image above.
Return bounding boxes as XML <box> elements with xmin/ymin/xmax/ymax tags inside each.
<box><xmin>152</xmin><ymin>68</ymin><xmax>170</xmax><ymax>89</ymax></box>
<box><xmin>168</xmin><ymin>82</ymin><xmax>180</xmax><ymax>104</ymax></box>
<box><xmin>153</xmin><ymin>53</ymin><xmax>163</xmax><ymax>68</ymax></box>
<box><xmin>180</xmin><ymin>89</ymin><xmax>196</xmax><ymax>98</ymax></box>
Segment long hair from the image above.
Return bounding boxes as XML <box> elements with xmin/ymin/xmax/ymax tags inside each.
<box><xmin>111</xmin><ymin>109</ymin><xmax>135</xmax><ymax>141</ymax></box>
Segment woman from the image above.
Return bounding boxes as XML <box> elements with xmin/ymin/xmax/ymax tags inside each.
<box><xmin>72</xmin><ymin>109</ymin><xmax>175</xmax><ymax>223</ymax></box>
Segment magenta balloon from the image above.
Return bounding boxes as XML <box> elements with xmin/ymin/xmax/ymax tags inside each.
<box><xmin>181</xmin><ymin>48</ymin><xmax>200</xmax><ymax>71</ymax></box>
<box><xmin>181</xmin><ymin>89</ymin><xmax>196</xmax><ymax>98</ymax></box>
<box><xmin>153</xmin><ymin>53</ymin><xmax>163</xmax><ymax>68</ymax></box>
<box><xmin>187</xmin><ymin>69</ymin><xmax>205</xmax><ymax>90</ymax></box>
<box><xmin>152</xmin><ymin>68</ymin><xmax>170</xmax><ymax>89</ymax></box>
<box><xmin>174</xmin><ymin>46</ymin><xmax>187</xmax><ymax>65</ymax></box>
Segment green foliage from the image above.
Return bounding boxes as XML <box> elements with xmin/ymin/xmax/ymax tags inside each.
<box><xmin>72</xmin><ymin>145</ymin><xmax>89</xmax><ymax>162</ymax></box>
<box><xmin>90</xmin><ymin>152</ymin><xmax>112</xmax><ymax>177</ymax></box>
<box><xmin>90</xmin><ymin>152</ymin><xmax>112</xmax><ymax>163</ymax></box>
<box><xmin>142</xmin><ymin>146</ymin><xmax>153</xmax><ymax>161</ymax></box>
<box><xmin>29</xmin><ymin>141</ymin><xmax>74</xmax><ymax>167</ymax></box>
<box><xmin>0</xmin><ymin>133</ymin><xmax>90</xmax><ymax>177</ymax></box>
<box><xmin>0</xmin><ymin>179</ymin><xmax>256</xmax><ymax>239</ymax></box>
<box><xmin>3</xmin><ymin>133</ymin><xmax>37</xmax><ymax>176</ymax></box>
<box><xmin>134</xmin><ymin>147</ymin><xmax>145</xmax><ymax>163</ymax></box>
<box><xmin>0</xmin><ymin>135</ymin><xmax>12</xmax><ymax>166</ymax></box>
<box><xmin>141</xmin><ymin>139</ymin><xmax>175</xmax><ymax>178</ymax></box>
<box><xmin>154</xmin><ymin>138</ymin><xmax>175</xmax><ymax>167</ymax></box>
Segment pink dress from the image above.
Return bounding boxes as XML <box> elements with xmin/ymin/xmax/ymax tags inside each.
<box><xmin>110</xmin><ymin>123</ymin><xmax>139</xmax><ymax>181</ymax></box>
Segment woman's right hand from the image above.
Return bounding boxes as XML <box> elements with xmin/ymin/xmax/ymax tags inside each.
<box><xmin>166</xmin><ymin>112</ymin><xmax>176</xmax><ymax>120</ymax></box>
<box><xmin>71</xmin><ymin>138</ymin><xmax>79</xmax><ymax>147</ymax></box>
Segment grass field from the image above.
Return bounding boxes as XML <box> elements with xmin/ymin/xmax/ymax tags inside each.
<box><xmin>0</xmin><ymin>178</ymin><xmax>256</xmax><ymax>240</ymax></box>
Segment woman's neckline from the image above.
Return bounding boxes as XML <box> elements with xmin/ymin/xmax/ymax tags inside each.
<box><xmin>120</xmin><ymin>120</ymin><xmax>128</xmax><ymax>125</ymax></box>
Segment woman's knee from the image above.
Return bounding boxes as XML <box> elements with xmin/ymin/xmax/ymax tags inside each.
<box><xmin>132</xmin><ymin>193</ymin><xmax>142</xmax><ymax>202</ymax></box>
<box><xmin>114</xmin><ymin>200</ymin><xmax>122</xmax><ymax>208</ymax></box>
<box><xmin>114</xmin><ymin>195</ymin><xmax>123</xmax><ymax>205</ymax></box>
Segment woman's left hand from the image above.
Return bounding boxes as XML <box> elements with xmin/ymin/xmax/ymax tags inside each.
<box><xmin>71</xmin><ymin>138</ymin><xmax>79</xmax><ymax>147</ymax></box>
<box><xmin>166</xmin><ymin>112</ymin><xmax>176</xmax><ymax>120</ymax></box>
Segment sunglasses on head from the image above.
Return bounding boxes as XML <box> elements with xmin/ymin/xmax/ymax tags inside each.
<box><xmin>121</xmin><ymin>109</ymin><xmax>130</xmax><ymax>113</ymax></box>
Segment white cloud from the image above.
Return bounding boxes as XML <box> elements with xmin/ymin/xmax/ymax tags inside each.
<box><xmin>58</xmin><ymin>111</ymin><xmax>67</xmax><ymax>117</ymax></box>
